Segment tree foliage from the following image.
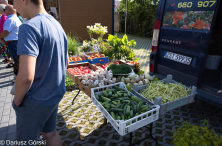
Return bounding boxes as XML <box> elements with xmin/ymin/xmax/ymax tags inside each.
<box><xmin>118</xmin><ymin>0</ymin><xmax>159</xmax><ymax>37</ymax></box>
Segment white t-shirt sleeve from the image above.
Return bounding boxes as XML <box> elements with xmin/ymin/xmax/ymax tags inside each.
<box><xmin>3</xmin><ymin>19</ymin><xmax>14</xmax><ymax>32</ymax></box>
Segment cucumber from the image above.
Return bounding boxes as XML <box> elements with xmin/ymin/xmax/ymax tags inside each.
<box><xmin>108</xmin><ymin>91</ymin><xmax>112</xmax><ymax>97</ymax></box>
<box><xmin>127</xmin><ymin>92</ymin><xmax>131</xmax><ymax>97</ymax></box>
<box><xmin>120</xmin><ymin>103</ymin><xmax>126</xmax><ymax>109</ymax></box>
<box><xmin>111</xmin><ymin>112</ymin><xmax>116</xmax><ymax>120</ymax></box>
<box><xmin>112</xmin><ymin>101</ymin><xmax>118</xmax><ymax>105</ymax></box>
<box><xmin>113</xmin><ymin>94</ymin><xmax>118</xmax><ymax>98</ymax></box>
<box><xmin>141</xmin><ymin>104</ymin><xmax>149</xmax><ymax>111</ymax></box>
<box><xmin>95</xmin><ymin>94</ymin><xmax>100</xmax><ymax>100</ymax></box>
<box><xmin>118</xmin><ymin>112</ymin><xmax>123</xmax><ymax>117</ymax></box>
<box><xmin>106</xmin><ymin>104</ymin><xmax>111</xmax><ymax>111</ymax></box>
<box><xmin>121</xmin><ymin>115</ymin><xmax>125</xmax><ymax>121</ymax></box>
<box><xmin>116</xmin><ymin>92</ymin><xmax>122</xmax><ymax>97</ymax></box>
<box><xmin>113</xmin><ymin>86</ymin><xmax>125</xmax><ymax>91</ymax></box>
<box><xmin>103</xmin><ymin>91</ymin><xmax>108</xmax><ymax>97</ymax></box>
<box><xmin>101</xmin><ymin>96</ymin><xmax>111</xmax><ymax>102</ymax></box>
<box><xmin>123</xmin><ymin>93</ymin><xmax>128</xmax><ymax>97</ymax></box>
<box><xmin>117</xmin><ymin>116</ymin><xmax>121</xmax><ymax>120</ymax></box>
<box><xmin>105</xmin><ymin>89</ymin><xmax>116</xmax><ymax>92</ymax></box>
<box><xmin>109</xmin><ymin>108</ymin><xmax>123</xmax><ymax>112</ymax></box>
<box><xmin>123</xmin><ymin>107</ymin><xmax>126</xmax><ymax>115</ymax></box>
<box><xmin>122</xmin><ymin>100</ymin><xmax>130</xmax><ymax>103</ymax></box>
<box><xmin>130</xmin><ymin>110</ymin><xmax>133</xmax><ymax>118</ymax></box>
<box><xmin>133</xmin><ymin>105</ymin><xmax>137</xmax><ymax>113</ymax></box>
<box><xmin>126</xmin><ymin>106</ymin><xmax>130</xmax><ymax>116</ymax></box>
<box><xmin>123</xmin><ymin>103</ymin><xmax>129</xmax><ymax>109</ymax></box>
<box><xmin>111</xmin><ymin>104</ymin><xmax>119</xmax><ymax>108</ymax></box>
<box><xmin>121</xmin><ymin>97</ymin><xmax>131</xmax><ymax>100</ymax></box>
<box><xmin>132</xmin><ymin>96</ymin><xmax>144</xmax><ymax>103</ymax></box>
<box><xmin>131</xmin><ymin>101</ymin><xmax>135</xmax><ymax>107</ymax></box>
<box><xmin>115</xmin><ymin>113</ymin><xmax>119</xmax><ymax>118</ymax></box>
<box><xmin>141</xmin><ymin>105</ymin><xmax>147</xmax><ymax>109</ymax></box>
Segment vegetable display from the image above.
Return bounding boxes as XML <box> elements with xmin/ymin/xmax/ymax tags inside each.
<box><xmin>68</xmin><ymin>66</ymin><xmax>93</xmax><ymax>75</ymax></box>
<box><xmin>94</xmin><ymin>86</ymin><xmax>151</xmax><ymax>122</ymax></box>
<box><xmin>122</xmin><ymin>73</ymin><xmax>156</xmax><ymax>86</ymax></box>
<box><xmin>140</xmin><ymin>81</ymin><xmax>191</xmax><ymax>104</ymax></box>
<box><xmin>107</xmin><ymin>63</ymin><xmax>132</xmax><ymax>75</ymax></box>
<box><xmin>80</xmin><ymin>67</ymin><xmax>117</xmax><ymax>87</ymax></box>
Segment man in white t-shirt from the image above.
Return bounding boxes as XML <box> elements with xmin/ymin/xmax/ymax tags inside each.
<box><xmin>0</xmin><ymin>5</ymin><xmax>21</xmax><ymax>68</ymax></box>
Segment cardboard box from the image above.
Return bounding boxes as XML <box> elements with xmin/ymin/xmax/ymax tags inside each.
<box><xmin>67</xmin><ymin>62</ymin><xmax>97</xmax><ymax>84</ymax></box>
<box><xmin>78</xmin><ymin>77</ymin><xmax>109</xmax><ymax>97</ymax></box>
<box><xmin>83</xmin><ymin>52</ymin><xmax>109</xmax><ymax>64</ymax></box>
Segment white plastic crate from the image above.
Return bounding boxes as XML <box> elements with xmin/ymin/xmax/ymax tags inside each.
<box><xmin>132</xmin><ymin>74</ymin><xmax>197</xmax><ymax>115</ymax></box>
<box><xmin>91</xmin><ymin>82</ymin><xmax>160</xmax><ymax>136</ymax></box>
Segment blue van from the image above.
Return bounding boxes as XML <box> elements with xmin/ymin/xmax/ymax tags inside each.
<box><xmin>150</xmin><ymin>0</ymin><xmax>222</xmax><ymax>106</ymax></box>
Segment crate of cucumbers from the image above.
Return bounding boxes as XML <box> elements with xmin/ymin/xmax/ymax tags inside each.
<box><xmin>91</xmin><ymin>82</ymin><xmax>160</xmax><ymax>136</ymax></box>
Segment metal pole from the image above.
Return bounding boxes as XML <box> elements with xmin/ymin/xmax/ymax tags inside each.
<box><xmin>125</xmin><ymin>0</ymin><xmax>127</xmax><ymax>34</ymax></box>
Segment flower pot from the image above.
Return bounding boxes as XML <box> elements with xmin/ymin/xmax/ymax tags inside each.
<box><xmin>205</xmin><ymin>55</ymin><xmax>222</xmax><ymax>70</ymax></box>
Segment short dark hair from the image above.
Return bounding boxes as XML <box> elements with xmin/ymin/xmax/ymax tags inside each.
<box><xmin>30</xmin><ymin>0</ymin><xmax>41</xmax><ymax>5</ymax></box>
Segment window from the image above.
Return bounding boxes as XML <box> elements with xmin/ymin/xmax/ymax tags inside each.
<box><xmin>163</xmin><ymin>11</ymin><xmax>214</xmax><ymax>31</ymax></box>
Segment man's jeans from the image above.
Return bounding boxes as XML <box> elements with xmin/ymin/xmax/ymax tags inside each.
<box><xmin>7</xmin><ymin>41</ymin><xmax>18</xmax><ymax>62</ymax></box>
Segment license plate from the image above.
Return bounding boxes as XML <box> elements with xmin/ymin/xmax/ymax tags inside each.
<box><xmin>164</xmin><ymin>51</ymin><xmax>192</xmax><ymax>65</ymax></box>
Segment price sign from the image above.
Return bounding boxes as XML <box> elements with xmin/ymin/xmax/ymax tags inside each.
<box><xmin>165</xmin><ymin>0</ymin><xmax>218</xmax><ymax>11</ymax></box>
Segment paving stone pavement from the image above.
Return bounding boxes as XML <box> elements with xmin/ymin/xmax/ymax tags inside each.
<box><xmin>0</xmin><ymin>56</ymin><xmax>16</xmax><ymax>146</ymax></box>
<box><xmin>116</xmin><ymin>33</ymin><xmax>152</xmax><ymax>73</ymax></box>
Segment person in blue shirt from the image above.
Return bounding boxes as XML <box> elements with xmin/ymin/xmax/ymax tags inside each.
<box><xmin>17</xmin><ymin>12</ymin><xmax>24</xmax><ymax>23</ymax></box>
<box><xmin>13</xmin><ymin>0</ymin><xmax>68</xmax><ymax>145</ymax></box>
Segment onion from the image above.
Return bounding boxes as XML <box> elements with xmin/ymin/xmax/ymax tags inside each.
<box><xmin>135</xmin><ymin>76</ymin><xmax>140</xmax><ymax>82</ymax></box>
<box><xmin>99</xmin><ymin>83</ymin><xmax>104</xmax><ymax>87</ymax></box>
<box><xmin>138</xmin><ymin>81</ymin><xmax>144</xmax><ymax>86</ymax></box>
<box><xmin>121</xmin><ymin>77</ymin><xmax>125</xmax><ymax>82</ymax></box>
<box><xmin>108</xmin><ymin>80</ymin><xmax>113</xmax><ymax>85</ymax></box>
<box><xmin>124</xmin><ymin>78</ymin><xmax>130</xmax><ymax>83</ymax></box>
<box><xmin>129</xmin><ymin>73</ymin><xmax>136</xmax><ymax>80</ymax></box>
<box><xmin>112</xmin><ymin>77</ymin><xmax>116</xmax><ymax>83</ymax></box>
<box><xmin>131</xmin><ymin>78</ymin><xmax>136</xmax><ymax>84</ymax></box>
<box><xmin>81</xmin><ymin>80</ymin><xmax>86</xmax><ymax>85</ymax></box>
<box><xmin>126</xmin><ymin>83</ymin><xmax>131</xmax><ymax>86</ymax></box>
<box><xmin>140</xmin><ymin>73</ymin><xmax>145</xmax><ymax>80</ymax></box>
<box><xmin>144</xmin><ymin>73</ymin><xmax>155</xmax><ymax>81</ymax></box>
<box><xmin>143</xmin><ymin>79</ymin><xmax>149</xmax><ymax>84</ymax></box>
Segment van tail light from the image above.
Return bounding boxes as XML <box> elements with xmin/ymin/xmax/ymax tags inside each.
<box><xmin>150</xmin><ymin>19</ymin><xmax>161</xmax><ymax>73</ymax></box>
<box><xmin>150</xmin><ymin>64</ymin><xmax>154</xmax><ymax>72</ymax></box>
<box><xmin>152</xmin><ymin>19</ymin><xmax>161</xmax><ymax>52</ymax></box>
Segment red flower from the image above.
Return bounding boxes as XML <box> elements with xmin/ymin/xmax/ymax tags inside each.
<box><xmin>184</xmin><ymin>20</ymin><xmax>187</xmax><ymax>22</ymax></box>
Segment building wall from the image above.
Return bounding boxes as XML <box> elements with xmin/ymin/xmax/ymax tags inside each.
<box><xmin>59</xmin><ymin>0</ymin><xmax>113</xmax><ymax>41</ymax></box>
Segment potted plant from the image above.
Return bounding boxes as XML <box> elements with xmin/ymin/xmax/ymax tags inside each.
<box><xmin>205</xmin><ymin>29</ymin><xmax>222</xmax><ymax>70</ymax></box>
<box><xmin>172</xmin><ymin>119</ymin><xmax>222</xmax><ymax>145</ymax></box>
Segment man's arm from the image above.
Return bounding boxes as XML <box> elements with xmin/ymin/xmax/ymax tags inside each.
<box><xmin>67</xmin><ymin>52</ymin><xmax>69</xmax><ymax>67</ymax></box>
<box><xmin>0</xmin><ymin>30</ymin><xmax>9</xmax><ymax>39</ymax></box>
<box><xmin>14</xmin><ymin>55</ymin><xmax>36</xmax><ymax>105</ymax></box>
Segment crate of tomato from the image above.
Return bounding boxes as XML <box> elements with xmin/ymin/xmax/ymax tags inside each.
<box><xmin>83</xmin><ymin>52</ymin><xmax>109</xmax><ymax>64</ymax></box>
<box><xmin>67</xmin><ymin>62</ymin><xmax>97</xmax><ymax>84</ymax></box>
<box><xmin>69</xmin><ymin>55</ymin><xmax>89</xmax><ymax>64</ymax></box>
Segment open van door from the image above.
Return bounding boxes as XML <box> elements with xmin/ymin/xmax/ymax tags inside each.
<box><xmin>150</xmin><ymin>0</ymin><xmax>219</xmax><ymax>87</ymax></box>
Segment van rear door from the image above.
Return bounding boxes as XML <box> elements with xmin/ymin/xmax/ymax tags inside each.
<box><xmin>152</xmin><ymin>0</ymin><xmax>218</xmax><ymax>86</ymax></box>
